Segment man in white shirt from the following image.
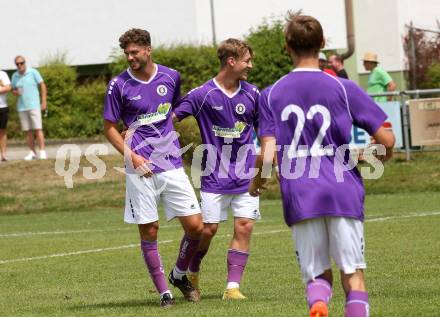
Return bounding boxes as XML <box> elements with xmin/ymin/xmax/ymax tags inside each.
<box><xmin>0</xmin><ymin>69</ymin><xmax>12</xmax><ymax>161</ymax></box>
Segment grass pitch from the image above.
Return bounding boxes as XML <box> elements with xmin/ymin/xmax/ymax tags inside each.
<box><xmin>1</xmin><ymin>153</ymin><xmax>439</xmax><ymax>316</ymax></box>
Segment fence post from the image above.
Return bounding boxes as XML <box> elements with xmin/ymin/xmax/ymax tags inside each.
<box><xmin>400</xmin><ymin>93</ymin><xmax>411</xmax><ymax>161</ymax></box>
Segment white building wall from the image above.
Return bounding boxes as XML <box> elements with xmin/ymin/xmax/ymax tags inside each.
<box><xmin>1</xmin><ymin>0</ymin><xmax>347</xmax><ymax>70</ymax></box>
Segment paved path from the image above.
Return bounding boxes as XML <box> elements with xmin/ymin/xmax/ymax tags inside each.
<box><xmin>4</xmin><ymin>142</ymin><xmax>119</xmax><ymax>161</ymax></box>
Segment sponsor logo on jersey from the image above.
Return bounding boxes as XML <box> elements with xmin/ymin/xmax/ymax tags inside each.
<box><xmin>156</xmin><ymin>85</ymin><xmax>167</xmax><ymax>96</ymax></box>
<box><xmin>212</xmin><ymin>105</ymin><xmax>223</xmax><ymax>111</ymax></box>
<box><xmin>212</xmin><ymin>121</ymin><xmax>247</xmax><ymax>138</ymax></box>
<box><xmin>129</xmin><ymin>94</ymin><xmax>142</xmax><ymax>101</ymax></box>
<box><xmin>137</xmin><ymin>102</ymin><xmax>171</xmax><ymax>125</ymax></box>
<box><xmin>235</xmin><ymin>103</ymin><xmax>246</xmax><ymax>114</ymax></box>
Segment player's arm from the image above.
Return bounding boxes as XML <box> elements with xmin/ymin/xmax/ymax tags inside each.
<box><xmin>249</xmin><ymin>136</ymin><xmax>277</xmax><ymax>196</ymax></box>
<box><xmin>371</xmin><ymin>126</ymin><xmax>395</xmax><ymax>162</ymax></box>
<box><xmin>104</xmin><ymin>120</ymin><xmax>153</xmax><ymax>177</ymax></box>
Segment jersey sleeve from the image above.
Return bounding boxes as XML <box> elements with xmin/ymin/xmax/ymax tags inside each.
<box><xmin>257</xmin><ymin>87</ymin><xmax>275</xmax><ymax>137</ymax></box>
<box><xmin>103</xmin><ymin>79</ymin><xmax>123</xmax><ymax>123</ymax></box>
<box><xmin>252</xmin><ymin>88</ymin><xmax>260</xmax><ymax>130</ymax></box>
<box><xmin>172</xmin><ymin>72</ymin><xmax>181</xmax><ymax>106</ymax></box>
<box><xmin>173</xmin><ymin>87</ymin><xmax>203</xmax><ymax>120</ymax></box>
<box><xmin>344</xmin><ymin>81</ymin><xmax>388</xmax><ymax>135</ymax></box>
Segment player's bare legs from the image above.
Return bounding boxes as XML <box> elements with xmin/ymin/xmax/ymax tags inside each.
<box><xmin>169</xmin><ymin>214</ymin><xmax>203</xmax><ymax>302</ymax></box>
<box><xmin>222</xmin><ymin>217</ymin><xmax>254</xmax><ymax>299</ymax></box>
<box><xmin>137</xmin><ymin>222</ymin><xmax>173</xmax><ymax>306</ymax></box>
<box><xmin>341</xmin><ymin>270</ymin><xmax>369</xmax><ymax>317</ymax></box>
<box><xmin>230</xmin><ymin>217</ymin><xmax>254</xmax><ymax>250</ymax></box>
<box><xmin>188</xmin><ymin>223</ymin><xmax>219</xmax><ymax>274</ymax></box>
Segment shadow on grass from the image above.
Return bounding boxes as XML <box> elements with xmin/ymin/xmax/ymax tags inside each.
<box><xmin>69</xmin><ymin>298</ymin><xmax>157</xmax><ymax>310</ymax></box>
<box><xmin>68</xmin><ymin>293</ymin><xmax>223</xmax><ymax>311</ymax></box>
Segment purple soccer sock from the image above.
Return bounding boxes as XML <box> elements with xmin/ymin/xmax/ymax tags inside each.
<box><xmin>188</xmin><ymin>248</ymin><xmax>209</xmax><ymax>273</ymax></box>
<box><xmin>345</xmin><ymin>291</ymin><xmax>369</xmax><ymax>317</ymax></box>
<box><xmin>227</xmin><ymin>249</ymin><xmax>249</xmax><ymax>284</ymax></box>
<box><xmin>140</xmin><ymin>240</ymin><xmax>169</xmax><ymax>294</ymax></box>
<box><xmin>306</xmin><ymin>278</ymin><xmax>333</xmax><ymax>308</ymax></box>
<box><xmin>175</xmin><ymin>235</ymin><xmax>200</xmax><ymax>272</ymax></box>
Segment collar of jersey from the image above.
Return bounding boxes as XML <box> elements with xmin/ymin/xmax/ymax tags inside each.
<box><xmin>212</xmin><ymin>78</ymin><xmax>241</xmax><ymax>98</ymax></box>
<box><xmin>292</xmin><ymin>67</ymin><xmax>321</xmax><ymax>72</ymax></box>
<box><xmin>127</xmin><ymin>64</ymin><xmax>158</xmax><ymax>84</ymax></box>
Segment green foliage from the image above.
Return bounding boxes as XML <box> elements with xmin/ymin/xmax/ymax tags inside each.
<box><xmin>109</xmin><ymin>45</ymin><xmax>218</xmax><ymax>94</ymax></box>
<box><xmin>7</xmin><ymin>59</ymin><xmax>106</xmax><ymax>139</ymax></box>
<box><xmin>422</xmin><ymin>62</ymin><xmax>440</xmax><ymax>89</ymax></box>
<box><xmin>246</xmin><ymin>19</ymin><xmax>292</xmax><ymax>89</ymax></box>
<box><xmin>38</xmin><ymin>62</ymin><xmax>77</xmax><ymax>138</ymax></box>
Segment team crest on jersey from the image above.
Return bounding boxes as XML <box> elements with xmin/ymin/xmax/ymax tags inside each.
<box><xmin>156</xmin><ymin>85</ymin><xmax>167</xmax><ymax>96</ymax></box>
<box><xmin>235</xmin><ymin>103</ymin><xmax>246</xmax><ymax>114</ymax></box>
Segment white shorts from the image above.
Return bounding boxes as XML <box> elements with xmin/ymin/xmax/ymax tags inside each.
<box><xmin>292</xmin><ymin>217</ymin><xmax>366</xmax><ymax>283</ymax></box>
<box><xmin>18</xmin><ymin>109</ymin><xmax>42</xmax><ymax>131</ymax></box>
<box><xmin>124</xmin><ymin>167</ymin><xmax>201</xmax><ymax>224</ymax></box>
<box><xmin>200</xmin><ymin>191</ymin><xmax>260</xmax><ymax>223</ymax></box>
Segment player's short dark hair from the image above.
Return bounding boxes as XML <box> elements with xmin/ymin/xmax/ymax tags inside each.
<box><xmin>217</xmin><ymin>38</ymin><xmax>254</xmax><ymax>67</ymax></box>
<box><xmin>284</xmin><ymin>11</ymin><xmax>324</xmax><ymax>57</ymax></box>
<box><xmin>119</xmin><ymin>28</ymin><xmax>151</xmax><ymax>49</ymax></box>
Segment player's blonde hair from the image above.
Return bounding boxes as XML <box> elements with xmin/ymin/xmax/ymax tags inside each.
<box><xmin>217</xmin><ymin>38</ymin><xmax>254</xmax><ymax>68</ymax></box>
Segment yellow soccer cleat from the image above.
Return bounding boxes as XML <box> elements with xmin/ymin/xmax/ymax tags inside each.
<box><xmin>187</xmin><ymin>271</ymin><xmax>200</xmax><ymax>294</ymax></box>
<box><xmin>222</xmin><ymin>287</ymin><xmax>247</xmax><ymax>300</ymax></box>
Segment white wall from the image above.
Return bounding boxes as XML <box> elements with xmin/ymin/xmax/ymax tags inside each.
<box><xmin>1</xmin><ymin>0</ymin><xmax>199</xmax><ymax>69</ymax></box>
<box><xmin>195</xmin><ymin>0</ymin><xmax>347</xmax><ymax>49</ymax></box>
<box><xmin>1</xmin><ymin>0</ymin><xmax>347</xmax><ymax>70</ymax></box>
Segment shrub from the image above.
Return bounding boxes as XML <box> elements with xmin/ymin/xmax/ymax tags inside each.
<box><xmin>245</xmin><ymin>19</ymin><xmax>292</xmax><ymax>89</ymax></box>
<box><xmin>423</xmin><ymin>62</ymin><xmax>440</xmax><ymax>89</ymax></box>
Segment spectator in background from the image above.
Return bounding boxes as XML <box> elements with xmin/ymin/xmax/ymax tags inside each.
<box><xmin>11</xmin><ymin>56</ymin><xmax>47</xmax><ymax>160</ymax></box>
<box><xmin>0</xmin><ymin>69</ymin><xmax>12</xmax><ymax>161</ymax></box>
<box><xmin>362</xmin><ymin>52</ymin><xmax>396</xmax><ymax>102</ymax></box>
<box><xmin>318</xmin><ymin>52</ymin><xmax>337</xmax><ymax>76</ymax></box>
<box><xmin>328</xmin><ymin>54</ymin><xmax>349</xmax><ymax>79</ymax></box>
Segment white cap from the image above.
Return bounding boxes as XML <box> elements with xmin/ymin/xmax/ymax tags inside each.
<box><xmin>318</xmin><ymin>52</ymin><xmax>327</xmax><ymax>61</ymax></box>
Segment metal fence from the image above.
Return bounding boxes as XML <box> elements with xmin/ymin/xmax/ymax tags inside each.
<box><xmin>368</xmin><ymin>89</ymin><xmax>440</xmax><ymax>161</ymax></box>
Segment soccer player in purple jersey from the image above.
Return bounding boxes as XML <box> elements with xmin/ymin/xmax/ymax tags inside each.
<box><xmin>103</xmin><ymin>29</ymin><xmax>203</xmax><ymax>307</ymax></box>
<box><xmin>249</xmin><ymin>13</ymin><xmax>395</xmax><ymax>317</ymax></box>
<box><xmin>173</xmin><ymin>39</ymin><xmax>260</xmax><ymax>300</ymax></box>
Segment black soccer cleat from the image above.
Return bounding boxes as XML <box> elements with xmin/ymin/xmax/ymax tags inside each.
<box><xmin>160</xmin><ymin>292</ymin><xmax>175</xmax><ymax>308</ymax></box>
<box><xmin>168</xmin><ymin>271</ymin><xmax>201</xmax><ymax>303</ymax></box>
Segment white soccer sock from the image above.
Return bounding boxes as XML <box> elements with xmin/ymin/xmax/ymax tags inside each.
<box><xmin>172</xmin><ymin>266</ymin><xmax>186</xmax><ymax>280</ymax></box>
<box><xmin>226</xmin><ymin>282</ymin><xmax>239</xmax><ymax>289</ymax></box>
<box><xmin>160</xmin><ymin>290</ymin><xmax>173</xmax><ymax>298</ymax></box>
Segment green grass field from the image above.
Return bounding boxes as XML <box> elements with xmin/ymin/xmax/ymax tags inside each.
<box><xmin>1</xmin><ymin>153</ymin><xmax>440</xmax><ymax>316</ymax></box>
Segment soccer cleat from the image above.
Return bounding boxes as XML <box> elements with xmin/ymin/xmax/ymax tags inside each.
<box><xmin>309</xmin><ymin>301</ymin><xmax>328</xmax><ymax>317</ymax></box>
<box><xmin>160</xmin><ymin>292</ymin><xmax>175</xmax><ymax>308</ymax></box>
<box><xmin>222</xmin><ymin>287</ymin><xmax>247</xmax><ymax>300</ymax></box>
<box><xmin>24</xmin><ymin>151</ymin><xmax>36</xmax><ymax>161</ymax></box>
<box><xmin>168</xmin><ymin>271</ymin><xmax>200</xmax><ymax>303</ymax></box>
<box><xmin>187</xmin><ymin>271</ymin><xmax>200</xmax><ymax>293</ymax></box>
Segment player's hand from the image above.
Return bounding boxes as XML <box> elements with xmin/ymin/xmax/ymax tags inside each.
<box><xmin>249</xmin><ymin>178</ymin><xmax>267</xmax><ymax>197</ymax></box>
<box><xmin>131</xmin><ymin>153</ymin><xmax>154</xmax><ymax>178</ymax></box>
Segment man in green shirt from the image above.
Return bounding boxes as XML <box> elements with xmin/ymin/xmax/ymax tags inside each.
<box><xmin>362</xmin><ymin>52</ymin><xmax>396</xmax><ymax>102</ymax></box>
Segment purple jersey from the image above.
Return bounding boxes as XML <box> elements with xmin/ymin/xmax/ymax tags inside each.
<box><xmin>103</xmin><ymin>64</ymin><xmax>183</xmax><ymax>173</ymax></box>
<box><xmin>174</xmin><ymin>79</ymin><xmax>259</xmax><ymax>194</ymax></box>
<box><xmin>259</xmin><ymin>68</ymin><xmax>387</xmax><ymax>225</ymax></box>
